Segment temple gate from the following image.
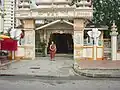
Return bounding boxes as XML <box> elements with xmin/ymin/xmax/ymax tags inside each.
<box><xmin>15</xmin><ymin>0</ymin><xmax>95</xmax><ymax>60</ymax></box>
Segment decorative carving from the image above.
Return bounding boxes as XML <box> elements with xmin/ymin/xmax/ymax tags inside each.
<box><xmin>38</xmin><ymin>12</ymin><xmax>44</xmax><ymax>15</ymax></box>
<box><xmin>27</xmin><ymin>35</ymin><xmax>32</xmax><ymax>44</ymax></box>
<box><xmin>17</xmin><ymin>9</ymin><xmax>92</xmax><ymax>19</ymax></box>
<box><xmin>76</xmin><ymin>51</ymin><xmax>80</xmax><ymax>56</ymax></box>
<box><xmin>25</xmin><ymin>48</ymin><xmax>34</xmax><ymax>58</ymax></box>
<box><xmin>74</xmin><ymin>32</ymin><xmax>83</xmax><ymax>44</ymax></box>
<box><xmin>25</xmin><ymin>31</ymin><xmax>35</xmax><ymax>45</ymax></box>
<box><xmin>47</xmin><ymin>12</ymin><xmax>50</xmax><ymax>16</ymax></box>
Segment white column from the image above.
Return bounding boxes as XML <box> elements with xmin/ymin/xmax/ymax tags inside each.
<box><xmin>0</xmin><ymin>15</ymin><xmax>2</xmax><ymax>32</ymax></box>
<box><xmin>110</xmin><ymin>22</ymin><xmax>118</xmax><ymax>61</ymax></box>
<box><xmin>74</xmin><ymin>19</ymin><xmax>85</xmax><ymax>60</ymax></box>
<box><xmin>43</xmin><ymin>29</ymin><xmax>47</xmax><ymax>56</ymax></box>
<box><xmin>23</xmin><ymin>19</ymin><xmax>35</xmax><ymax>60</ymax></box>
<box><xmin>73</xmin><ymin>19</ymin><xmax>87</xmax><ymax>69</ymax></box>
<box><xmin>93</xmin><ymin>45</ymin><xmax>97</xmax><ymax>60</ymax></box>
<box><xmin>0</xmin><ymin>11</ymin><xmax>4</xmax><ymax>32</ymax></box>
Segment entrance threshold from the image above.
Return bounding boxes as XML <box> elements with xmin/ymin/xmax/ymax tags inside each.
<box><xmin>48</xmin><ymin>54</ymin><xmax>73</xmax><ymax>57</ymax></box>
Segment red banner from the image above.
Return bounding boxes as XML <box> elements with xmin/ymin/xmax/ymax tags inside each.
<box><xmin>0</xmin><ymin>38</ymin><xmax>17</xmax><ymax>51</ymax></box>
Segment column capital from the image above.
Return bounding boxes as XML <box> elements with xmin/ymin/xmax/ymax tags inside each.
<box><xmin>110</xmin><ymin>32</ymin><xmax>118</xmax><ymax>36</ymax></box>
<box><xmin>111</xmin><ymin>21</ymin><xmax>117</xmax><ymax>31</ymax></box>
<box><xmin>23</xmin><ymin>19</ymin><xmax>35</xmax><ymax>29</ymax></box>
<box><xmin>74</xmin><ymin>19</ymin><xmax>86</xmax><ymax>31</ymax></box>
<box><xmin>110</xmin><ymin>21</ymin><xmax>118</xmax><ymax>36</ymax></box>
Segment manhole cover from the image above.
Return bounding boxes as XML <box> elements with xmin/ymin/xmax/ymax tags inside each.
<box><xmin>30</xmin><ymin>67</ymin><xmax>40</xmax><ymax>69</ymax></box>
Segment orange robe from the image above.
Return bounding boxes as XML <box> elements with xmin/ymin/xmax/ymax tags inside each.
<box><xmin>49</xmin><ymin>44</ymin><xmax>56</xmax><ymax>60</ymax></box>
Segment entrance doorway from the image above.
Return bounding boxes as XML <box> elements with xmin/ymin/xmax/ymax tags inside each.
<box><xmin>48</xmin><ymin>33</ymin><xmax>73</xmax><ymax>54</ymax></box>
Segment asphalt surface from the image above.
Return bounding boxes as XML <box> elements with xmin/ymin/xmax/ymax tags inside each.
<box><xmin>1</xmin><ymin>56</ymin><xmax>120</xmax><ymax>90</ymax></box>
<box><xmin>0</xmin><ymin>76</ymin><xmax>120</xmax><ymax>90</ymax></box>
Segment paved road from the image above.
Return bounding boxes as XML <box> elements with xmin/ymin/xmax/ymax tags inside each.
<box><xmin>0</xmin><ymin>56</ymin><xmax>120</xmax><ymax>90</ymax></box>
<box><xmin>0</xmin><ymin>76</ymin><xmax>120</xmax><ymax>90</ymax></box>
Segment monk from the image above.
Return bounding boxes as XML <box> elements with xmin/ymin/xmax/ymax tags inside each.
<box><xmin>49</xmin><ymin>41</ymin><xmax>56</xmax><ymax>61</ymax></box>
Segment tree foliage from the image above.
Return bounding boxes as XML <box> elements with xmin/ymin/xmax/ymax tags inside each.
<box><xmin>71</xmin><ymin>0</ymin><xmax>120</xmax><ymax>33</ymax></box>
<box><xmin>93</xmin><ymin>0</ymin><xmax>120</xmax><ymax>30</ymax></box>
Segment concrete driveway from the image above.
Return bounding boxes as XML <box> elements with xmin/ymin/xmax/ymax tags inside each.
<box><xmin>0</xmin><ymin>57</ymin><xmax>75</xmax><ymax>77</ymax></box>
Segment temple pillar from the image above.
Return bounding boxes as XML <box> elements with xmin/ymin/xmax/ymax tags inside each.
<box><xmin>23</xmin><ymin>19</ymin><xmax>35</xmax><ymax>60</ymax></box>
<box><xmin>43</xmin><ymin>29</ymin><xmax>47</xmax><ymax>56</ymax></box>
<box><xmin>110</xmin><ymin>22</ymin><xmax>118</xmax><ymax>61</ymax></box>
<box><xmin>73</xmin><ymin>19</ymin><xmax>86</xmax><ymax>62</ymax></box>
<box><xmin>100</xmin><ymin>31</ymin><xmax>103</xmax><ymax>46</ymax></box>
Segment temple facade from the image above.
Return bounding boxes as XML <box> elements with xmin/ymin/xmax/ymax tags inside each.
<box><xmin>15</xmin><ymin>0</ymin><xmax>106</xmax><ymax>60</ymax></box>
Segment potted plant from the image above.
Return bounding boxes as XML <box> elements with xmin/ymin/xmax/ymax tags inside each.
<box><xmin>40</xmin><ymin>39</ymin><xmax>46</xmax><ymax>56</ymax></box>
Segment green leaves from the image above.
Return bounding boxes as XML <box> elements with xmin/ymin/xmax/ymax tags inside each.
<box><xmin>93</xmin><ymin>0</ymin><xmax>120</xmax><ymax>32</ymax></box>
<box><xmin>71</xmin><ymin>0</ymin><xmax>120</xmax><ymax>33</ymax></box>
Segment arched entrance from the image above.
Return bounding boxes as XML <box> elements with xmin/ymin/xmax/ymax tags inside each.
<box><xmin>48</xmin><ymin>33</ymin><xmax>73</xmax><ymax>54</ymax></box>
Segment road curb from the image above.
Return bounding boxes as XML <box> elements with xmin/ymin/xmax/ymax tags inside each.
<box><xmin>0</xmin><ymin>60</ymin><xmax>19</xmax><ymax>67</ymax></box>
<box><xmin>0</xmin><ymin>73</ymin><xmax>75</xmax><ymax>80</ymax></box>
<box><xmin>73</xmin><ymin>66</ymin><xmax>120</xmax><ymax>78</ymax></box>
<box><xmin>0</xmin><ymin>74</ymin><xmax>59</xmax><ymax>78</ymax></box>
<box><xmin>0</xmin><ymin>60</ymin><xmax>20</xmax><ymax>70</ymax></box>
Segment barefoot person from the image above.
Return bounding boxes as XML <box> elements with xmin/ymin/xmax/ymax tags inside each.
<box><xmin>49</xmin><ymin>41</ymin><xmax>56</xmax><ymax>61</ymax></box>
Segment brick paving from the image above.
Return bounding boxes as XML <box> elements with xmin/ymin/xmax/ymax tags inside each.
<box><xmin>73</xmin><ymin>60</ymin><xmax>120</xmax><ymax>78</ymax></box>
<box><xmin>78</xmin><ymin>60</ymin><xmax>120</xmax><ymax>69</ymax></box>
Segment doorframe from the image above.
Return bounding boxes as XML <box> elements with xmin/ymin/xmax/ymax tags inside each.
<box><xmin>47</xmin><ymin>33</ymin><xmax>74</xmax><ymax>54</ymax></box>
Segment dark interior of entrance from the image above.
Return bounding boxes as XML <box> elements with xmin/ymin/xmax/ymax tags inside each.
<box><xmin>48</xmin><ymin>33</ymin><xmax>73</xmax><ymax>54</ymax></box>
